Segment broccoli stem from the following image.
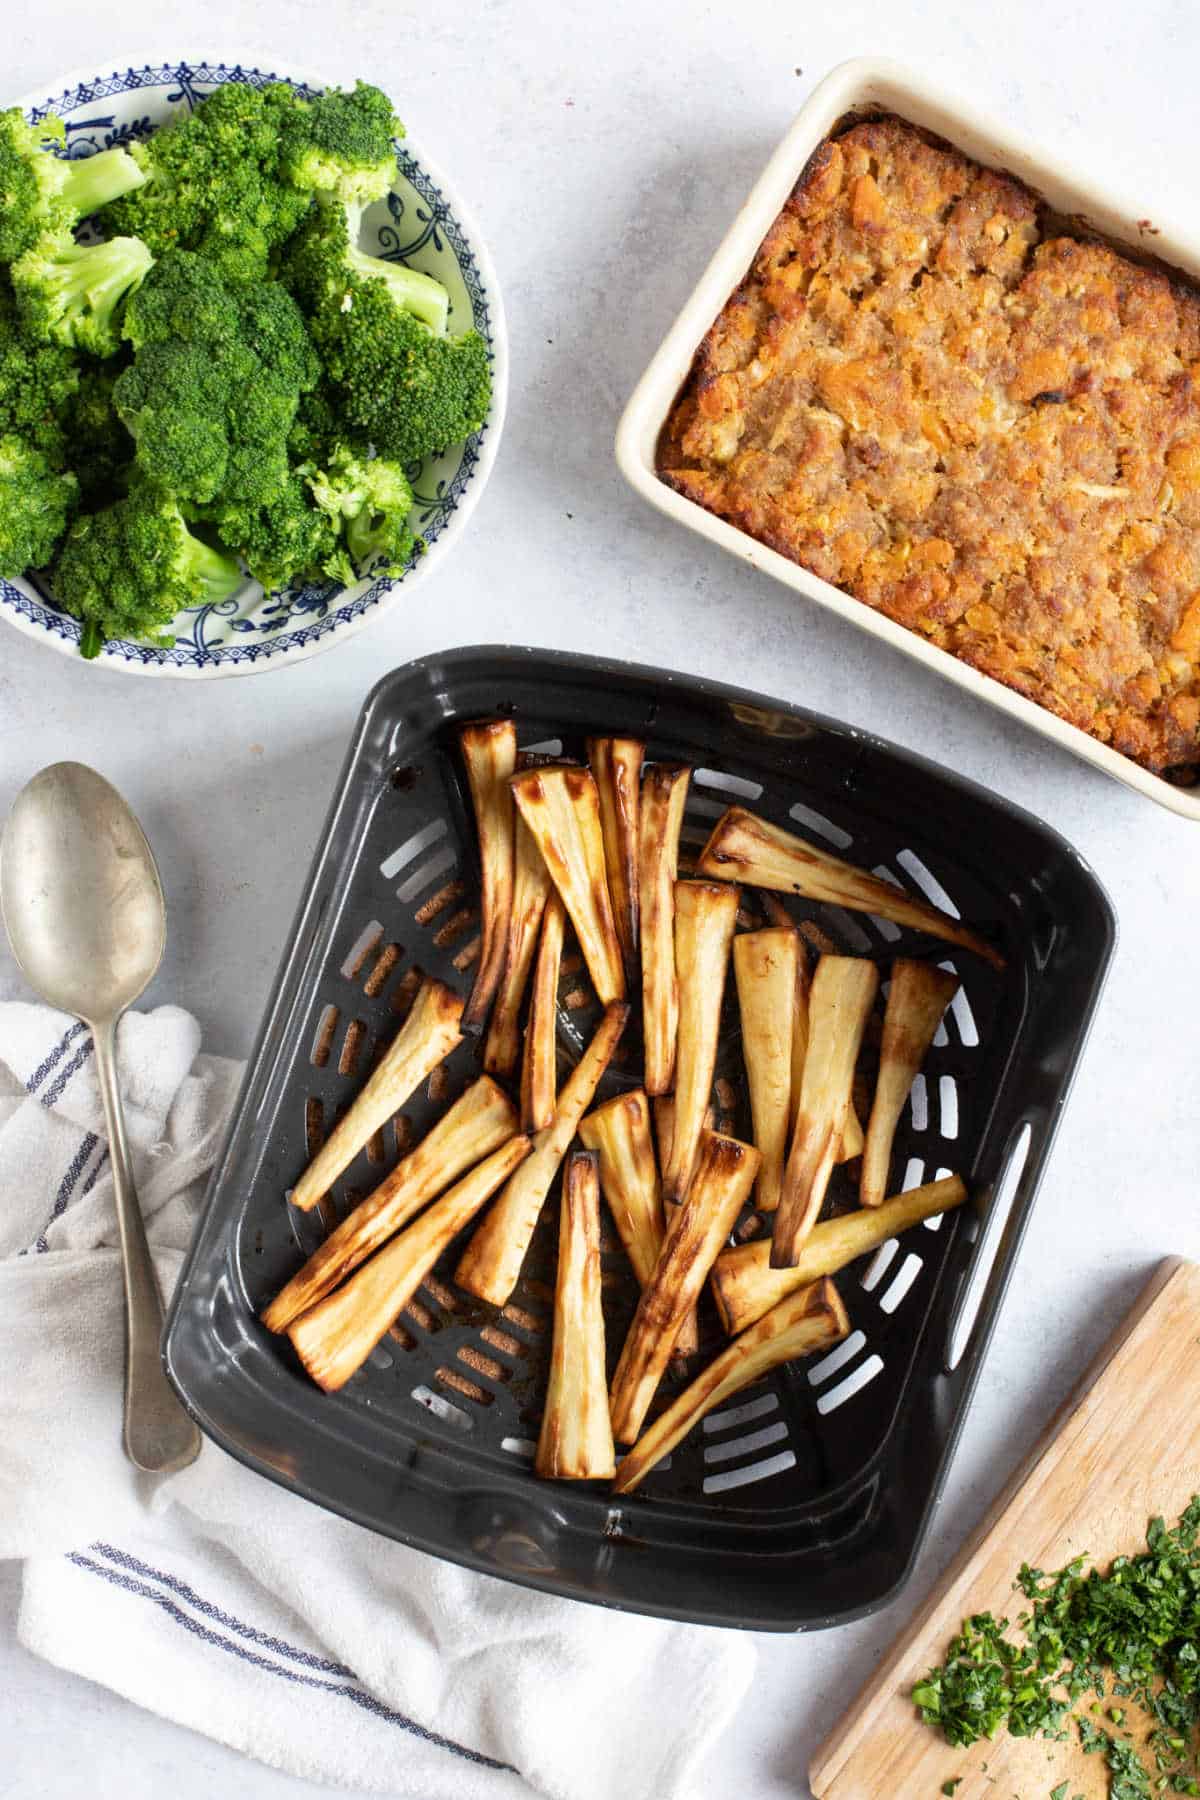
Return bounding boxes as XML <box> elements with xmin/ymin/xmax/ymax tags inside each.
<box><xmin>59</xmin><ymin>146</ymin><xmax>145</xmax><ymax>220</ymax></box>
<box><xmin>79</xmin><ymin>618</ymin><xmax>104</xmax><ymax>660</ymax></box>
<box><xmin>185</xmin><ymin>533</ymin><xmax>242</xmax><ymax>605</ymax></box>
<box><xmin>346</xmin><ymin>243</ymin><xmax>449</xmax><ymax>335</ymax></box>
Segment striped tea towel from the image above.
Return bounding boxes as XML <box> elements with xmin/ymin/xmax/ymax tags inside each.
<box><xmin>0</xmin><ymin>1000</ymin><xmax>756</xmax><ymax>1800</ymax></box>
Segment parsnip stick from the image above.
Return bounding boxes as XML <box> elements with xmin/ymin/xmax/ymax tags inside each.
<box><xmin>587</xmin><ymin>737</ymin><xmax>644</xmax><ymax>989</ymax></box>
<box><xmin>712</xmin><ymin>1174</ymin><xmax>967</xmax><ymax>1335</ymax></box>
<box><xmin>653</xmin><ymin>1094</ymin><xmax>713</xmax><ymax>1171</ymax></box>
<box><xmin>510</xmin><ymin>766</ymin><xmax>625</xmax><ymax>1005</ymax></box>
<box><xmin>773</xmin><ymin>956</ymin><xmax>879</xmax><ymax>1266</ymax></box>
<box><xmin>733</xmin><ymin>927</ymin><xmax>799</xmax><ymax>1212</ymax></box>
<box><xmin>580</xmin><ymin>1088</ymin><xmax>698</xmax><ymax>1356</ymax></box>
<box><xmin>483</xmin><ymin>813</ymin><xmax>554</xmax><ymax>1077</ymax></box>
<box><xmin>520</xmin><ymin>892</ymin><xmax>565</xmax><ymax>1132</ymax></box>
<box><xmin>788</xmin><ymin>933</ymin><xmax>862</xmax><ymax>1163</ymax></box>
<box><xmin>288</xmin><ymin>1137</ymin><xmax>531</xmax><ymax>1391</ymax></box>
<box><xmin>459</xmin><ymin>720</ymin><xmax>517</xmax><ymax>1032</ymax></box>
<box><xmin>862</xmin><ymin>960</ymin><xmax>961</xmax><ymax>1207</ymax></box>
<box><xmin>639</xmin><ymin>765</ymin><xmax>692</xmax><ymax>1095</ymax></box>
<box><xmin>578</xmin><ymin>1090</ymin><xmax>663</xmax><ymax>1288</ymax></box>
<box><xmin>613</xmin><ymin>1278</ymin><xmax>849</xmax><ymax>1494</ymax></box>
<box><xmin>609</xmin><ymin>1130</ymin><xmax>760</xmax><ymax>1442</ymax></box>
<box><xmin>696</xmin><ymin>806</ymin><xmax>1003</xmax><ymax>969</ymax></box>
<box><xmin>534</xmin><ymin>1151</ymin><xmax>615</xmax><ymax>1480</ymax></box>
<box><xmin>661</xmin><ymin>880</ymin><xmax>740</xmax><ymax>1204</ymax></box>
<box><xmin>263</xmin><ymin>1076</ymin><xmax>518</xmax><ymax>1333</ymax></box>
<box><xmin>456</xmin><ymin>1002</ymin><xmax>630</xmax><ymax>1306</ymax></box>
<box><xmin>289</xmin><ymin>976</ymin><xmax>464</xmax><ymax>1213</ymax></box>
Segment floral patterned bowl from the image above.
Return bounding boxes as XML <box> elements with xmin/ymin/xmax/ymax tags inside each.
<box><xmin>3</xmin><ymin>59</ymin><xmax>508</xmax><ymax>678</ymax></box>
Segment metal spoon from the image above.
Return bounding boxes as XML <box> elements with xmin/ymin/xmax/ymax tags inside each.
<box><xmin>0</xmin><ymin>762</ymin><xmax>201</xmax><ymax>1472</ymax></box>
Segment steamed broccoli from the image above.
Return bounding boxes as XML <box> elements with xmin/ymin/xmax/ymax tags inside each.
<box><xmin>0</xmin><ymin>283</ymin><xmax>80</xmax><ymax>463</ymax></box>
<box><xmin>12</xmin><ymin>232</ymin><xmax>153</xmax><ymax>356</ymax></box>
<box><xmin>308</xmin><ymin>447</ymin><xmax>418</xmax><ymax>577</ymax></box>
<box><xmin>285</xmin><ymin>199</ymin><xmax>489</xmax><ymax>464</ymax></box>
<box><xmin>64</xmin><ymin>358</ymin><xmax>134</xmax><ymax>508</ymax></box>
<box><xmin>0</xmin><ymin>108</ymin><xmax>145</xmax><ymax>263</ymax></box>
<box><xmin>279</xmin><ymin>81</ymin><xmax>400</xmax><ymax>203</ymax></box>
<box><xmin>52</xmin><ymin>481</ymin><xmax>241</xmax><ymax>657</ymax></box>
<box><xmin>114</xmin><ymin>252</ymin><xmax>318</xmax><ymax>507</ymax></box>
<box><xmin>103</xmin><ymin>81</ymin><xmax>310</xmax><ymax>283</ymax></box>
<box><xmin>213</xmin><ymin>473</ymin><xmax>344</xmax><ymax>592</ymax></box>
<box><xmin>0</xmin><ymin>433</ymin><xmax>77</xmax><ymax>578</ymax></box>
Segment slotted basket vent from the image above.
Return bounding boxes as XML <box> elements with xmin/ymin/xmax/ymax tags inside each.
<box><xmin>167</xmin><ymin>647</ymin><xmax>1114</xmax><ymax>1630</ymax></box>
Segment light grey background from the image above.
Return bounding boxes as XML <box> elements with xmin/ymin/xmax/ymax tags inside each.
<box><xmin>2</xmin><ymin>1</ymin><xmax>1197</xmax><ymax>1794</ymax></box>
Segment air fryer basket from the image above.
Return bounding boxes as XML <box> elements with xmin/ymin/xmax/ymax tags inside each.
<box><xmin>165</xmin><ymin>646</ymin><xmax>1115</xmax><ymax>1631</ymax></box>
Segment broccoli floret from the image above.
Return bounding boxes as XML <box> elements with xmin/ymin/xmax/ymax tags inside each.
<box><xmin>12</xmin><ymin>231</ymin><xmax>153</xmax><ymax>356</ymax></box>
<box><xmin>64</xmin><ymin>358</ymin><xmax>134</xmax><ymax>508</ymax></box>
<box><xmin>104</xmin><ymin>82</ymin><xmax>310</xmax><ymax>283</ymax></box>
<box><xmin>213</xmin><ymin>473</ymin><xmax>345</xmax><ymax>592</ymax></box>
<box><xmin>0</xmin><ymin>108</ymin><xmax>145</xmax><ymax>263</ymax></box>
<box><xmin>114</xmin><ymin>252</ymin><xmax>318</xmax><ymax>507</ymax></box>
<box><xmin>0</xmin><ymin>432</ymin><xmax>77</xmax><ymax>578</ymax></box>
<box><xmin>52</xmin><ymin>481</ymin><xmax>241</xmax><ymax>657</ymax></box>
<box><xmin>285</xmin><ymin>200</ymin><xmax>489</xmax><ymax>464</ymax></box>
<box><xmin>308</xmin><ymin>447</ymin><xmax>419</xmax><ymax>577</ymax></box>
<box><xmin>287</xmin><ymin>382</ymin><xmax>348</xmax><ymax>464</ymax></box>
<box><xmin>279</xmin><ymin>81</ymin><xmax>400</xmax><ymax>203</ymax></box>
<box><xmin>0</xmin><ymin>282</ymin><xmax>80</xmax><ymax>463</ymax></box>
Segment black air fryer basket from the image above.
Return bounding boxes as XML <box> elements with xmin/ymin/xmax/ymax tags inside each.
<box><xmin>166</xmin><ymin>647</ymin><xmax>1115</xmax><ymax>1631</ymax></box>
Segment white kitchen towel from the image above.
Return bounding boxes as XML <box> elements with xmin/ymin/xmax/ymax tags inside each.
<box><xmin>0</xmin><ymin>1001</ymin><xmax>756</xmax><ymax>1800</ymax></box>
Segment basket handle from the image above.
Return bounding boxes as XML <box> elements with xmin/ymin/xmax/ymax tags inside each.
<box><xmin>943</xmin><ymin>1118</ymin><xmax>1035</xmax><ymax>1373</ymax></box>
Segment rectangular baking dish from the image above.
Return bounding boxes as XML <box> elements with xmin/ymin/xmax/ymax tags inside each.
<box><xmin>164</xmin><ymin>646</ymin><xmax>1115</xmax><ymax>1631</ymax></box>
<box><xmin>615</xmin><ymin>57</ymin><xmax>1200</xmax><ymax>820</ymax></box>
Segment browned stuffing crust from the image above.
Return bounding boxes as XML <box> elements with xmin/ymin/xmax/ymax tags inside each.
<box><xmin>658</xmin><ymin>116</ymin><xmax>1200</xmax><ymax>774</ymax></box>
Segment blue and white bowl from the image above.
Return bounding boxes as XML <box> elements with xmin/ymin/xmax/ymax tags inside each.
<box><xmin>2</xmin><ymin>59</ymin><xmax>508</xmax><ymax>677</ymax></box>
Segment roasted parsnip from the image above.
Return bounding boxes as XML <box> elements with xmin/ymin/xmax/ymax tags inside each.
<box><xmin>289</xmin><ymin>976</ymin><xmax>464</xmax><ymax>1213</ymax></box>
<box><xmin>287</xmin><ymin>1136</ymin><xmax>532</xmax><ymax>1392</ymax></box>
<box><xmin>788</xmin><ymin>940</ymin><xmax>862</xmax><ymax>1164</ymax></box>
<box><xmin>733</xmin><ymin>927</ymin><xmax>799</xmax><ymax>1212</ymax></box>
<box><xmin>483</xmin><ymin>813</ymin><xmax>554</xmax><ymax>1077</ymax></box>
<box><xmin>639</xmin><ymin>764</ymin><xmax>692</xmax><ymax>1095</ymax></box>
<box><xmin>609</xmin><ymin>1130</ymin><xmax>761</xmax><ymax>1443</ymax></box>
<box><xmin>510</xmin><ymin>766</ymin><xmax>625</xmax><ymax>1005</ymax></box>
<box><xmin>456</xmin><ymin>1001</ymin><xmax>630</xmax><ymax>1306</ymax></box>
<box><xmin>861</xmin><ymin>960</ymin><xmax>961</xmax><ymax>1208</ymax></box>
<box><xmin>696</xmin><ymin>806</ymin><xmax>1004</xmax><ymax>969</ymax></box>
<box><xmin>653</xmin><ymin>1093</ymin><xmax>713</xmax><ymax>1171</ymax></box>
<box><xmin>587</xmin><ymin>737</ymin><xmax>643</xmax><ymax>989</ymax></box>
<box><xmin>712</xmin><ymin>1173</ymin><xmax>967</xmax><ymax>1335</ymax></box>
<box><xmin>773</xmin><ymin>956</ymin><xmax>878</xmax><ymax>1266</ymax></box>
<box><xmin>459</xmin><ymin>720</ymin><xmax>517</xmax><ymax>1032</ymax></box>
<box><xmin>579</xmin><ymin>1089</ymin><xmax>698</xmax><ymax>1356</ymax></box>
<box><xmin>661</xmin><ymin>880</ymin><xmax>740</xmax><ymax>1204</ymax></box>
<box><xmin>612</xmin><ymin>1278</ymin><xmax>849</xmax><ymax>1494</ymax></box>
<box><xmin>520</xmin><ymin>891</ymin><xmax>565</xmax><ymax>1132</ymax></box>
<box><xmin>534</xmin><ymin>1151</ymin><xmax>615</xmax><ymax>1480</ymax></box>
<box><xmin>578</xmin><ymin>1090</ymin><xmax>662</xmax><ymax>1288</ymax></box>
<box><xmin>262</xmin><ymin>1076</ymin><xmax>519</xmax><ymax>1333</ymax></box>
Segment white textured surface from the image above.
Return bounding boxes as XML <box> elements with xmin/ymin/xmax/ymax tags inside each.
<box><xmin>2</xmin><ymin>1</ymin><xmax>1199</xmax><ymax>1793</ymax></box>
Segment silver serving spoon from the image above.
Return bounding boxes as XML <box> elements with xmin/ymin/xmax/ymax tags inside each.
<box><xmin>0</xmin><ymin>762</ymin><xmax>200</xmax><ymax>1472</ymax></box>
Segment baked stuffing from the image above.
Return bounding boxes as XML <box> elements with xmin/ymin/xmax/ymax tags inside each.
<box><xmin>658</xmin><ymin>116</ymin><xmax>1200</xmax><ymax>775</ymax></box>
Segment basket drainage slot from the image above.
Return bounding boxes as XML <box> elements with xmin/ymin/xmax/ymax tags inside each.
<box><xmin>695</xmin><ymin>767</ymin><xmax>763</xmax><ymax>801</ymax></box>
<box><xmin>341</xmin><ymin>921</ymin><xmax>384</xmax><ymax>979</ymax></box>
<box><xmin>879</xmin><ymin>1252</ymin><xmax>923</xmax><ymax>1315</ymax></box>
<box><xmin>703</xmin><ymin>1450</ymin><xmax>796</xmax><ymax>1494</ymax></box>
<box><xmin>703</xmin><ymin>1392</ymin><xmax>779</xmax><ymax>1434</ymax></box>
<box><xmin>789</xmin><ymin>801</ymin><xmax>852</xmax><ymax>849</ymax></box>
<box><xmin>809</xmin><ymin>1330</ymin><xmax>867</xmax><ymax>1384</ymax></box>
<box><xmin>860</xmin><ymin>1239</ymin><xmax>898</xmax><ymax>1291</ymax></box>
<box><xmin>703</xmin><ymin>1421</ymin><xmax>788</xmax><ymax>1465</ymax></box>
<box><xmin>398</xmin><ymin>843</ymin><xmax>458</xmax><ymax>903</ymax></box>
<box><xmin>939</xmin><ymin>1075</ymin><xmax>959</xmax><ymax>1140</ymax></box>
<box><xmin>501</xmin><ymin>1436</ymin><xmax>536</xmax><ymax>1459</ymax></box>
<box><xmin>816</xmin><ymin>1355</ymin><xmax>884</xmax><ymax>1415</ymax></box>
<box><xmin>896</xmin><ymin>848</ymin><xmax>961</xmax><ymax>919</ymax></box>
<box><xmin>412</xmin><ymin>1384</ymin><xmax>473</xmax><ymax>1432</ymax></box>
<box><xmin>381</xmin><ymin>817</ymin><xmax>447</xmax><ymax>880</ymax></box>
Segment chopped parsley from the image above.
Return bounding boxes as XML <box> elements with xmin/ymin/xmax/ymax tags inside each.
<box><xmin>913</xmin><ymin>1499</ymin><xmax>1200</xmax><ymax>1798</ymax></box>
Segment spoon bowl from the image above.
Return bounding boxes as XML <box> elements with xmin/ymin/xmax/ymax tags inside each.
<box><xmin>0</xmin><ymin>762</ymin><xmax>165</xmax><ymax>1021</ymax></box>
<box><xmin>0</xmin><ymin>761</ymin><xmax>200</xmax><ymax>1473</ymax></box>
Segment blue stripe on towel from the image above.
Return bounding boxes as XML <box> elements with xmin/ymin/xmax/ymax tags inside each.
<box><xmin>30</xmin><ymin>1132</ymin><xmax>101</xmax><ymax>1254</ymax></box>
<box><xmin>67</xmin><ymin>1550</ymin><xmax>514</xmax><ymax>1772</ymax></box>
<box><xmin>40</xmin><ymin>1033</ymin><xmax>95</xmax><ymax>1108</ymax></box>
<box><xmin>24</xmin><ymin>1021</ymin><xmax>86</xmax><ymax>1097</ymax></box>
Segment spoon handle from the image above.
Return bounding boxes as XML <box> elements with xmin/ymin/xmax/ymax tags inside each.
<box><xmin>94</xmin><ymin>1017</ymin><xmax>202</xmax><ymax>1473</ymax></box>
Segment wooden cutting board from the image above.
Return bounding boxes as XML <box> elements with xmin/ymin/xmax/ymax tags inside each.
<box><xmin>811</xmin><ymin>1257</ymin><xmax>1200</xmax><ymax>1800</ymax></box>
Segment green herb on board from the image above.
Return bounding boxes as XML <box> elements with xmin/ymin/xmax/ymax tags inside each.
<box><xmin>913</xmin><ymin>1499</ymin><xmax>1200</xmax><ymax>1799</ymax></box>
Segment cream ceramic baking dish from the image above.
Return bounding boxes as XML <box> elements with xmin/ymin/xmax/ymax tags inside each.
<box><xmin>615</xmin><ymin>57</ymin><xmax>1200</xmax><ymax>820</ymax></box>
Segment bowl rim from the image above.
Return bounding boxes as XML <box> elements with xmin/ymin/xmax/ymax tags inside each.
<box><xmin>614</xmin><ymin>55</ymin><xmax>1200</xmax><ymax>821</ymax></box>
<box><xmin>1</xmin><ymin>52</ymin><xmax>509</xmax><ymax>680</ymax></box>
